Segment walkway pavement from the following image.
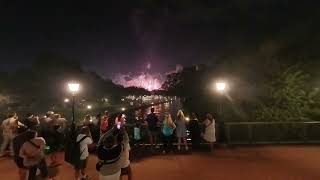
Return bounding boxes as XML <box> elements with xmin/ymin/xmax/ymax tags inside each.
<box><xmin>0</xmin><ymin>146</ymin><xmax>319</xmax><ymax>180</ymax></box>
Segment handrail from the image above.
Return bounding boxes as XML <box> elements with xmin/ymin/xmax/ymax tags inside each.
<box><xmin>224</xmin><ymin>121</ymin><xmax>320</xmax><ymax>145</ymax></box>
<box><xmin>225</xmin><ymin>121</ymin><xmax>320</xmax><ymax>125</ymax></box>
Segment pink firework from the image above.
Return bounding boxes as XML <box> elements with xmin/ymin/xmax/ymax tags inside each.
<box><xmin>113</xmin><ymin>72</ymin><xmax>163</xmax><ymax>91</ymax></box>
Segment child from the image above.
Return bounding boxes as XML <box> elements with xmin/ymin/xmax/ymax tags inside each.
<box><xmin>133</xmin><ymin>123</ymin><xmax>141</xmax><ymax>146</ymax></box>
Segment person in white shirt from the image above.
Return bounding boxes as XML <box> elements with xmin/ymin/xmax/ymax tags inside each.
<box><xmin>75</xmin><ymin>126</ymin><xmax>93</xmax><ymax>180</ymax></box>
<box><xmin>119</xmin><ymin>130</ymin><xmax>132</xmax><ymax>180</ymax></box>
<box><xmin>202</xmin><ymin>113</ymin><xmax>216</xmax><ymax>152</ymax></box>
<box><xmin>0</xmin><ymin>113</ymin><xmax>18</xmax><ymax>157</ymax></box>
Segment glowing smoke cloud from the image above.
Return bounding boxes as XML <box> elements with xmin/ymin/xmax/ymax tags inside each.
<box><xmin>113</xmin><ymin>72</ymin><xmax>164</xmax><ymax>91</ymax></box>
<box><xmin>113</xmin><ymin>64</ymin><xmax>183</xmax><ymax>91</ymax></box>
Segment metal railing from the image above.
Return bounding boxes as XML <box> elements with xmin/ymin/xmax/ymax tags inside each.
<box><xmin>224</xmin><ymin>121</ymin><xmax>320</xmax><ymax>145</ymax></box>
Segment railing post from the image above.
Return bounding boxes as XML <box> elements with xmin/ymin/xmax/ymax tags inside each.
<box><xmin>303</xmin><ymin>123</ymin><xmax>308</xmax><ymax>143</ymax></box>
<box><xmin>248</xmin><ymin>124</ymin><xmax>253</xmax><ymax>144</ymax></box>
<box><xmin>226</xmin><ymin>123</ymin><xmax>231</xmax><ymax>145</ymax></box>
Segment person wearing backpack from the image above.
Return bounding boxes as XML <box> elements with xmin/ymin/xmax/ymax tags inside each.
<box><xmin>162</xmin><ymin>114</ymin><xmax>176</xmax><ymax>154</ymax></box>
<box><xmin>96</xmin><ymin>128</ymin><xmax>124</xmax><ymax>180</ymax></box>
<box><xmin>74</xmin><ymin>126</ymin><xmax>93</xmax><ymax>180</ymax></box>
<box><xmin>19</xmin><ymin>130</ymin><xmax>48</xmax><ymax>180</ymax></box>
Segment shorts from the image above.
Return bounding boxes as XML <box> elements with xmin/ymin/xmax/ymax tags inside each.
<box><xmin>74</xmin><ymin>158</ymin><xmax>88</xmax><ymax>170</ymax></box>
<box><xmin>14</xmin><ymin>157</ymin><xmax>26</xmax><ymax>169</ymax></box>
<box><xmin>99</xmin><ymin>170</ymin><xmax>121</xmax><ymax>180</ymax></box>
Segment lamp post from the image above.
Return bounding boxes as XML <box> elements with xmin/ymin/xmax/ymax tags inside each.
<box><xmin>65</xmin><ymin>82</ymin><xmax>80</xmax><ymax>165</ymax></box>
<box><xmin>68</xmin><ymin>83</ymin><xmax>80</xmax><ymax>124</ymax></box>
<box><xmin>215</xmin><ymin>81</ymin><xmax>227</xmax><ymax>144</ymax></box>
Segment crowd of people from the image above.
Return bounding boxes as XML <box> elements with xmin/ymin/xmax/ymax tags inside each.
<box><xmin>0</xmin><ymin>108</ymin><xmax>217</xmax><ymax>180</ymax></box>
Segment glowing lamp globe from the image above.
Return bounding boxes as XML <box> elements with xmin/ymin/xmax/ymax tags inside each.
<box><xmin>216</xmin><ymin>82</ymin><xmax>226</xmax><ymax>92</ymax></box>
<box><xmin>87</xmin><ymin>105</ymin><xmax>92</xmax><ymax>110</ymax></box>
<box><xmin>64</xmin><ymin>98</ymin><xmax>70</xmax><ymax>103</ymax></box>
<box><xmin>68</xmin><ymin>83</ymin><xmax>80</xmax><ymax>94</ymax></box>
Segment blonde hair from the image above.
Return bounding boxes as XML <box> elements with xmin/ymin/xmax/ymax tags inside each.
<box><xmin>177</xmin><ymin>110</ymin><xmax>185</xmax><ymax>121</ymax></box>
<box><xmin>164</xmin><ymin>114</ymin><xmax>173</xmax><ymax>125</ymax></box>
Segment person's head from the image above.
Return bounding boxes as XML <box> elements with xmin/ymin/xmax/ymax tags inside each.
<box><xmin>7</xmin><ymin>112</ymin><xmax>16</xmax><ymax>119</ymax></box>
<box><xmin>80</xmin><ymin>126</ymin><xmax>90</xmax><ymax>136</ymax></box>
<box><xmin>206</xmin><ymin>113</ymin><xmax>213</xmax><ymax>122</ymax></box>
<box><xmin>117</xmin><ymin>114</ymin><xmax>122</xmax><ymax>119</ymax></box>
<box><xmin>53</xmin><ymin>114</ymin><xmax>61</xmax><ymax>119</ymax></box>
<box><xmin>103</xmin><ymin>134</ymin><xmax>116</xmax><ymax>148</ymax></box>
<box><xmin>177</xmin><ymin>110</ymin><xmax>185</xmax><ymax>120</ymax></box>
<box><xmin>191</xmin><ymin>113</ymin><xmax>198</xmax><ymax>120</ymax></box>
<box><xmin>96</xmin><ymin>113</ymin><xmax>102</xmax><ymax>119</ymax></box>
<box><xmin>16</xmin><ymin>125</ymin><xmax>27</xmax><ymax>134</ymax></box>
<box><xmin>25</xmin><ymin>130</ymin><xmax>37</xmax><ymax>140</ymax></box>
<box><xmin>104</xmin><ymin>111</ymin><xmax>109</xmax><ymax>116</ymax></box>
<box><xmin>150</xmin><ymin>108</ymin><xmax>155</xmax><ymax>113</ymax></box>
<box><xmin>46</xmin><ymin>111</ymin><xmax>54</xmax><ymax>118</ymax></box>
<box><xmin>84</xmin><ymin>114</ymin><xmax>91</xmax><ymax>121</ymax></box>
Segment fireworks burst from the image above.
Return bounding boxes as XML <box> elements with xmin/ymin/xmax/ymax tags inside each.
<box><xmin>113</xmin><ymin>72</ymin><xmax>164</xmax><ymax>91</ymax></box>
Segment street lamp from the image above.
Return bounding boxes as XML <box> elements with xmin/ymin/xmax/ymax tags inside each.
<box><xmin>68</xmin><ymin>83</ymin><xmax>80</xmax><ymax>124</ymax></box>
<box><xmin>87</xmin><ymin>105</ymin><xmax>92</xmax><ymax>110</ymax></box>
<box><xmin>64</xmin><ymin>98</ymin><xmax>70</xmax><ymax>103</ymax></box>
<box><xmin>121</xmin><ymin>107</ymin><xmax>126</xmax><ymax>111</ymax></box>
<box><xmin>216</xmin><ymin>82</ymin><xmax>226</xmax><ymax>93</ymax></box>
<box><xmin>214</xmin><ymin>81</ymin><xmax>228</xmax><ymax>144</ymax></box>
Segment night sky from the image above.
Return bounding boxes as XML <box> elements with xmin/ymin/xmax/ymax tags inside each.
<box><xmin>0</xmin><ymin>3</ymin><xmax>214</xmax><ymax>78</ymax></box>
<box><xmin>1</xmin><ymin>1</ymin><xmax>318</xmax><ymax>79</ymax></box>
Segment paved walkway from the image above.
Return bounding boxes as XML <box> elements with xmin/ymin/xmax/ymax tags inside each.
<box><xmin>0</xmin><ymin>146</ymin><xmax>319</xmax><ymax>180</ymax></box>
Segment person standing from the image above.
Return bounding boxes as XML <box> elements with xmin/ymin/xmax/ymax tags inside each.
<box><xmin>83</xmin><ymin>115</ymin><xmax>92</xmax><ymax>127</ymax></box>
<box><xmin>97</xmin><ymin>130</ymin><xmax>124</xmax><ymax>180</ymax></box>
<box><xmin>74</xmin><ymin>126</ymin><xmax>93</xmax><ymax>180</ymax></box>
<box><xmin>162</xmin><ymin>114</ymin><xmax>176</xmax><ymax>154</ymax></box>
<box><xmin>119</xmin><ymin>128</ymin><xmax>132</xmax><ymax>180</ymax></box>
<box><xmin>100</xmin><ymin>111</ymin><xmax>109</xmax><ymax>134</ymax></box>
<box><xmin>115</xmin><ymin>114</ymin><xmax>125</xmax><ymax>127</ymax></box>
<box><xmin>0</xmin><ymin>113</ymin><xmax>18</xmax><ymax>157</ymax></box>
<box><xmin>188</xmin><ymin>113</ymin><xmax>201</xmax><ymax>150</ymax></box>
<box><xmin>133</xmin><ymin>123</ymin><xmax>141</xmax><ymax>146</ymax></box>
<box><xmin>19</xmin><ymin>130</ymin><xmax>48</xmax><ymax>180</ymax></box>
<box><xmin>145</xmin><ymin>108</ymin><xmax>159</xmax><ymax>149</ymax></box>
<box><xmin>12</xmin><ymin>125</ymin><xmax>29</xmax><ymax>180</ymax></box>
<box><xmin>176</xmin><ymin>110</ymin><xmax>188</xmax><ymax>151</ymax></box>
<box><xmin>202</xmin><ymin>113</ymin><xmax>216</xmax><ymax>152</ymax></box>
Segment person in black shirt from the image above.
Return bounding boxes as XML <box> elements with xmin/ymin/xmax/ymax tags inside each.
<box><xmin>188</xmin><ymin>113</ymin><xmax>201</xmax><ymax>150</ymax></box>
<box><xmin>145</xmin><ymin>108</ymin><xmax>159</xmax><ymax>149</ymax></box>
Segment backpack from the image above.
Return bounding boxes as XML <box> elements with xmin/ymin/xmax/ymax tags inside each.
<box><xmin>66</xmin><ymin>135</ymin><xmax>88</xmax><ymax>166</ymax></box>
<box><xmin>23</xmin><ymin>140</ymin><xmax>44</xmax><ymax>167</ymax></box>
<box><xmin>162</xmin><ymin>124</ymin><xmax>174</xmax><ymax>136</ymax></box>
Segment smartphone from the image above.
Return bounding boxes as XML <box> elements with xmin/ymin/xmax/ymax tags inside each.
<box><xmin>117</xmin><ymin>122</ymin><xmax>121</xmax><ymax>129</ymax></box>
